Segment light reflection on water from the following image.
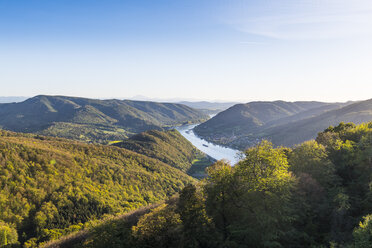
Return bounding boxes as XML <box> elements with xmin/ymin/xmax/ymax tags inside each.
<box><xmin>175</xmin><ymin>124</ymin><xmax>241</xmax><ymax>165</ymax></box>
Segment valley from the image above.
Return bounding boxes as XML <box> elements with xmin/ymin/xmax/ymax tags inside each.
<box><xmin>2</xmin><ymin>1</ymin><xmax>371</xmax><ymax>247</ymax></box>
<box><xmin>176</xmin><ymin>124</ymin><xmax>241</xmax><ymax>165</ymax></box>
<box><xmin>0</xmin><ymin>96</ymin><xmax>371</xmax><ymax>247</ymax></box>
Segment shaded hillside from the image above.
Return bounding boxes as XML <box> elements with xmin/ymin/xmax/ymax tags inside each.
<box><xmin>0</xmin><ymin>95</ymin><xmax>208</xmax><ymax>143</ymax></box>
<box><xmin>194</xmin><ymin>100</ymin><xmax>361</xmax><ymax>149</ymax></box>
<box><xmin>264</xmin><ymin>102</ymin><xmax>350</xmax><ymax>127</ymax></box>
<box><xmin>41</xmin><ymin>203</ymin><xmax>162</xmax><ymax>248</ymax></box>
<box><xmin>0</xmin><ymin>130</ymin><xmax>195</xmax><ymax>246</ymax></box>
<box><xmin>113</xmin><ymin>129</ymin><xmax>214</xmax><ymax>178</ymax></box>
<box><xmin>260</xmin><ymin>99</ymin><xmax>372</xmax><ymax>146</ymax></box>
<box><xmin>194</xmin><ymin>101</ymin><xmax>332</xmax><ymax>137</ymax></box>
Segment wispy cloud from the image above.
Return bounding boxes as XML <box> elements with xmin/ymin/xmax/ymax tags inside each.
<box><xmin>224</xmin><ymin>0</ymin><xmax>372</xmax><ymax>40</ymax></box>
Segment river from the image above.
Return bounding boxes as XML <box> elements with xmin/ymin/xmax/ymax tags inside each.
<box><xmin>175</xmin><ymin>124</ymin><xmax>241</xmax><ymax>165</ymax></box>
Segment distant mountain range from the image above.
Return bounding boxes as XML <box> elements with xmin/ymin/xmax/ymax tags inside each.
<box><xmin>0</xmin><ymin>95</ymin><xmax>208</xmax><ymax>143</ymax></box>
<box><xmin>194</xmin><ymin>99</ymin><xmax>372</xmax><ymax>149</ymax></box>
<box><xmin>176</xmin><ymin>101</ymin><xmax>239</xmax><ymax>115</ymax></box>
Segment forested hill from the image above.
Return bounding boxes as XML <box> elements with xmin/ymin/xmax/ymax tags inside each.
<box><xmin>257</xmin><ymin>98</ymin><xmax>372</xmax><ymax>146</ymax></box>
<box><xmin>194</xmin><ymin>100</ymin><xmax>342</xmax><ymax>137</ymax></box>
<box><xmin>0</xmin><ymin>130</ymin><xmax>195</xmax><ymax>247</ymax></box>
<box><xmin>113</xmin><ymin>129</ymin><xmax>214</xmax><ymax>178</ymax></box>
<box><xmin>0</xmin><ymin>95</ymin><xmax>208</xmax><ymax>143</ymax></box>
<box><xmin>193</xmin><ymin>99</ymin><xmax>372</xmax><ymax>149</ymax></box>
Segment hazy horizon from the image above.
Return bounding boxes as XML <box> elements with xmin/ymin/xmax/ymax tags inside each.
<box><xmin>0</xmin><ymin>94</ymin><xmax>370</xmax><ymax>104</ymax></box>
<box><xmin>1</xmin><ymin>0</ymin><xmax>372</xmax><ymax>102</ymax></box>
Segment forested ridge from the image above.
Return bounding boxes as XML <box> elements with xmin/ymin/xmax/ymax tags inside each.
<box><xmin>194</xmin><ymin>99</ymin><xmax>372</xmax><ymax>149</ymax></box>
<box><xmin>0</xmin><ymin>130</ymin><xmax>196</xmax><ymax>247</ymax></box>
<box><xmin>113</xmin><ymin>129</ymin><xmax>214</xmax><ymax>178</ymax></box>
<box><xmin>0</xmin><ymin>95</ymin><xmax>208</xmax><ymax>143</ymax></box>
<box><xmin>47</xmin><ymin>121</ymin><xmax>372</xmax><ymax>248</ymax></box>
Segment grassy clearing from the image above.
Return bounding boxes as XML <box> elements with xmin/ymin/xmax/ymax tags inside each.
<box><xmin>188</xmin><ymin>155</ymin><xmax>215</xmax><ymax>179</ymax></box>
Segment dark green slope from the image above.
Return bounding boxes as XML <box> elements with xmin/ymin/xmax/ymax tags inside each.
<box><xmin>194</xmin><ymin>100</ymin><xmax>363</xmax><ymax>148</ymax></box>
<box><xmin>0</xmin><ymin>130</ymin><xmax>195</xmax><ymax>246</ymax></box>
<box><xmin>113</xmin><ymin>129</ymin><xmax>214</xmax><ymax>178</ymax></box>
<box><xmin>264</xmin><ymin>102</ymin><xmax>348</xmax><ymax>127</ymax></box>
<box><xmin>0</xmin><ymin>95</ymin><xmax>208</xmax><ymax>143</ymax></box>
<box><xmin>194</xmin><ymin>100</ymin><xmax>334</xmax><ymax>139</ymax></box>
<box><xmin>261</xmin><ymin>98</ymin><xmax>372</xmax><ymax>146</ymax></box>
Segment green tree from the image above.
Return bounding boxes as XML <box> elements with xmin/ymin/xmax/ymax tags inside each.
<box><xmin>288</xmin><ymin>141</ymin><xmax>339</xmax><ymax>246</ymax></box>
<box><xmin>132</xmin><ymin>203</ymin><xmax>182</xmax><ymax>248</ymax></box>
<box><xmin>232</xmin><ymin>140</ymin><xmax>294</xmax><ymax>247</ymax></box>
<box><xmin>315</xmin><ymin>122</ymin><xmax>372</xmax><ymax>244</ymax></box>
<box><xmin>204</xmin><ymin>141</ymin><xmax>294</xmax><ymax>247</ymax></box>
<box><xmin>289</xmin><ymin>141</ymin><xmax>337</xmax><ymax>188</ymax></box>
<box><xmin>204</xmin><ymin>160</ymin><xmax>235</xmax><ymax>246</ymax></box>
<box><xmin>0</xmin><ymin>222</ymin><xmax>18</xmax><ymax>247</ymax></box>
<box><xmin>178</xmin><ymin>184</ymin><xmax>215</xmax><ymax>248</ymax></box>
<box><xmin>353</xmin><ymin>214</ymin><xmax>372</xmax><ymax>248</ymax></box>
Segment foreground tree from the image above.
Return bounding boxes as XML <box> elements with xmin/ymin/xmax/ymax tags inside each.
<box><xmin>132</xmin><ymin>203</ymin><xmax>181</xmax><ymax>248</ymax></box>
<box><xmin>204</xmin><ymin>160</ymin><xmax>236</xmax><ymax>247</ymax></box>
<box><xmin>316</xmin><ymin>122</ymin><xmax>372</xmax><ymax>244</ymax></box>
<box><xmin>353</xmin><ymin>214</ymin><xmax>372</xmax><ymax>248</ymax></box>
<box><xmin>178</xmin><ymin>184</ymin><xmax>216</xmax><ymax>248</ymax></box>
<box><xmin>288</xmin><ymin>141</ymin><xmax>339</xmax><ymax>246</ymax></box>
<box><xmin>205</xmin><ymin>141</ymin><xmax>294</xmax><ymax>247</ymax></box>
<box><xmin>234</xmin><ymin>141</ymin><xmax>294</xmax><ymax>246</ymax></box>
<box><xmin>0</xmin><ymin>221</ymin><xmax>18</xmax><ymax>247</ymax></box>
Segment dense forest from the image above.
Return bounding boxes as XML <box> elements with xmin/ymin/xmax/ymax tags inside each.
<box><xmin>113</xmin><ymin>130</ymin><xmax>214</xmax><ymax>178</ymax></box>
<box><xmin>46</xmin><ymin>121</ymin><xmax>372</xmax><ymax>248</ymax></box>
<box><xmin>1</xmin><ymin>120</ymin><xmax>372</xmax><ymax>247</ymax></box>
<box><xmin>0</xmin><ymin>130</ymin><xmax>197</xmax><ymax>247</ymax></box>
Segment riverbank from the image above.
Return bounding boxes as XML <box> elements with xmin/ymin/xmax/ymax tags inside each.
<box><xmin>175</xmin><ymin>124</ymin><xmax>241</xmax><ymax>165</ymax></box>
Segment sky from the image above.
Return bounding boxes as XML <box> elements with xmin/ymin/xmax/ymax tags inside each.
<box><xmin>0</xmin><ymin>0</ymin><xmax>371</xmax><ymax>102</ymax></box>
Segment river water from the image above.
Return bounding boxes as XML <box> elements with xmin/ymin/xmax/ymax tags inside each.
<box><xmin>175</xmin><ymin>124</ymin><xmax>241</xmax><ymax>165</ymax></box>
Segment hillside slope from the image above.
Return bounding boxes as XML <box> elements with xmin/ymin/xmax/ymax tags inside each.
<box><xmin>194</xmin><ymin>100</ymin><xmax>364</xmax><ymax>148</ymax></box>
<box><xmin>194</xmin><ymin>101</ymin><xmax>333</xmax><ymax>137</ymax></box>
<box><xmin>260</xmin><ymin>99</ymin><xmax>372</xmax><ymax>146</ymax></box>
<box><xmin>0</xmin><ymin>130</ymin><xmax>195</xmax><ymax>246</ymax></box>
<box><xmin>0</xmin><ymin>95</ymin><xmax>208</xmax><ymax>143</ymax></box>
<box><xmin>113</xmin><ymin>129</ymin><xmax>214</xmax><ymax>178</ymax></box>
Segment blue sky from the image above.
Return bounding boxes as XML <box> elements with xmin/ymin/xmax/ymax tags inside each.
<box><xmin>1</xmin><ymin>0</ymin><xmax>371</xmax><ymax>102</ymax></box>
